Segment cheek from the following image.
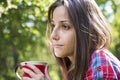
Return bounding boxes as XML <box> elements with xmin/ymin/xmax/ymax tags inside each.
<box><xmin>53</xmin><ymin>35</ymin><xmax>75</xmax><ymax>57</ymax></box>
<box><xmin>65</xmin><ymin>33</ymin><xmax>76</xmax><ymax>53</ymax></box>
<box><xmin>66</xmin><ymin>36</ymin><xmax>75</xmax><ymax>51</ymax></box>
<box><xmin>66</xmin><ymin>32</ymin><xmax>75</xmax><ymax>47</ymax></box>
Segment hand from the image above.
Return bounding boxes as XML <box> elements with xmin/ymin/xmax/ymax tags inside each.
<box><xmin>21</xmin><ymin>63</ymin><xmax>50</xmax><ymax>80</ymax></box>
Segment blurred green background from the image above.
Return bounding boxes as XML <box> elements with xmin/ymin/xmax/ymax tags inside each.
<box><xmin>0</xmin><ymin>0</ymin><xmax>120</xmax><ymax>80</ymax></box>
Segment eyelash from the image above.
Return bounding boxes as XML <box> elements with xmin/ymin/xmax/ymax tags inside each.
<box><xmin>51</xmin><ymin>23</ymin><xmax>70</xmax><ymax>30</ymax></box>
<box><xmin>62</xmin><ymin>25</ymin><xmax>70</xmax><ymax>30</ymax></box>
<box><xmin>51</xmin><ymin>24</ymin><xmax>55</xmax><ymax>28</ymax></box>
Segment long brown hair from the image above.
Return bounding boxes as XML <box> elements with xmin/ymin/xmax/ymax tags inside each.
<box><xmin>47</xmin><ymin>0</ymin><xmax>112</xmax><ymax>80</ymax></box>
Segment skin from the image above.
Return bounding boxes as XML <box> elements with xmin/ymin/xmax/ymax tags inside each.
<box><xmin>50</xmin><ymin>6</ymin><xmax>75</xmax><ymax>63</ymax></box>
<box><xmin>21</xmin><ymin>64</ymin><xmax>49</xmax><ymax>80</ymax></box>
<box><xmin>21</xmin><ymin>6</ymin><xmax>75</xmax><ymax>80</ymax></box>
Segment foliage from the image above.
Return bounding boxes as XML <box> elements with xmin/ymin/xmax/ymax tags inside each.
<box><xmin>0</xmin><ymin>0</ymin><xmax>59</xmax><ymax>80</ymax></box>
<box><xmin>96</xmin><ymin>0</ymin><xmax>120</xmax><ymax>60</ymax></box>
<box><xmin>0</xmin><ymin>0</ymin><xmax>119</xmax><ymax>80</ymax></box>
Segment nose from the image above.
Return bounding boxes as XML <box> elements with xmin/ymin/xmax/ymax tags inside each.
<box><xmin>50</xmin><ymin>26</ymin><xmax>59</xmax><ymax>41</ymax></box>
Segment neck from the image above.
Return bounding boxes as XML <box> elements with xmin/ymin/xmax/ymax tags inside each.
<box><xmin>68</xmin><ymin>55</ymin><xmax>74</xmax><ymax>64</ymax></box>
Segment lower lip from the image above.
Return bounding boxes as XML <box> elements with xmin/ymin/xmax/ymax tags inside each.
<box><xmin>53</xmin><ymin>45</ymin><xmax>62</xmax><ymax>48</ymax></box>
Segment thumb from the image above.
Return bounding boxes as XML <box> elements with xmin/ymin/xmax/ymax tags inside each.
<box><xmin>45</xmin><ymin>66</ymin><xmax>50</xmax><ymax>80</ymax></box>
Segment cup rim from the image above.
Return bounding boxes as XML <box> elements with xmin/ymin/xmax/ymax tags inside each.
<box><xmin>20</xmin><ymin>61</ymin><xmax>47</xmax><ymax>65</ymax></box>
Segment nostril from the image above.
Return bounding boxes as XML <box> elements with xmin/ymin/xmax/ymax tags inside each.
<box><xmin>50</xmin><ymin>29</ymin><xmax>59</xmax><ymax>40</ymax></box>
<box><xmin>52</xmin><ymin>34</ymin><xmax>59</xmax><ymax>40</ymax></box>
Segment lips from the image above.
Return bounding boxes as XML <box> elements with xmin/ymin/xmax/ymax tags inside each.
<box><xmin>52</xmin><ymin>44</ymin><xmax>63</xmax><ymax>48</ymax></box>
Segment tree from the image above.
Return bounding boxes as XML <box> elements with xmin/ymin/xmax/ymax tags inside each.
<box><xmin>96</xmin><ymin>0</ymin><xmax>120</xmax><ymax>60</ymax></box>
<box><xmin>0</xmin><ymin>0</ymin><xmax>119</xmax><ymax>80</ymax></box>
<box><xmin>0</xmin><ymin>0</ymin><xmax>60</xmax><ymax>80</ymax></box>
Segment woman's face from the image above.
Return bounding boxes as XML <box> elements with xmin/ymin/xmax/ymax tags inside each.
<box><xmin>50</xmin><ymin>6</ymin><xmax>76</xmax><ymax>59</ymax></box>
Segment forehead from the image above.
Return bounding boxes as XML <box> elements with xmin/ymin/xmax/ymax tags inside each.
<box><xmin>52</xmin><ymin>6</ymin><xmax>70</xmax><ymax>22</ymax></box>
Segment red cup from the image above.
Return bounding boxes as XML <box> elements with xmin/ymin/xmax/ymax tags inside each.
<box><xmin>15</xmin><ymin>61</ymin><xmax>47</xmax><ymax>80</ymax></box>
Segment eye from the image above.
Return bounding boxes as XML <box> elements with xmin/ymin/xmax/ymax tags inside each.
<box><xmin>50</xmin><ymin>23</ymin><xmax>55</xmax><ymax>29</ymax></box>
<box><xmin>62</xmin><ymin>24</ymin><xmax>70</xmax><ymax>30</ymax></box>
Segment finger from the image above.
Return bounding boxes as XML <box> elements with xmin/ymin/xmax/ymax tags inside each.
<box><xmin>22</xmin><ymin>68</ymin><xmax>36</xmax><ymax>78</ymax></box>
<box><xmin>22</xmin><ymin>67</ymin><xmax>45</xmax><ymax>80</ymax></box>
<box><xmin>45</xmin><ymin>66</ymin><xmax>50</xmax><ymax>80</ymax></box>
<box><xmin>45</xmin><ymin>66</ymin><xmax>49</xmax><ymax>75</ymax></box>
<box><xmin>26</xmin><ymin>63</ymin><xmax>43</xmax><ymax>74</ymax></box>
<box><xmin>35</xmin><ymin>74</ymin><xmax>45</xmax><ymax>80</ymax></box>
<box><xmin>22</xmin><ymin>77</ymin><xmax>32</xmax><ymax>80</ymax></box>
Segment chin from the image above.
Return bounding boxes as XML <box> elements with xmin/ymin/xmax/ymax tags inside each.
<box><xmin>54</xmin><ymin>53</ymin><xmax>66</xmax><ymax>58</ymax></box>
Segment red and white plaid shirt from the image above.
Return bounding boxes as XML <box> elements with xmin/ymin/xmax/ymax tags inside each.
<box><xmin>84</xmin><ymin>49</ymin><xmax>120</xmax><ymax>80</ymax></box>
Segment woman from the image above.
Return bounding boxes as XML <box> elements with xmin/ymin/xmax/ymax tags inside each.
<box><xmin>21</xmin><ymin>0</ymin><xmax>120</xmax><ymax>80</ymax></box>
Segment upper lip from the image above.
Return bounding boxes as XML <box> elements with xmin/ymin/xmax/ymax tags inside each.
<box><xmin>52</xmin><ymin>44</ymin><xmax>63</xmax><ymax>47</ymax></box>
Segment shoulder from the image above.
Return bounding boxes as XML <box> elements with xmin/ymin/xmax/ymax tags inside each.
<box><xmin>84</xmin><ymin>49</ymin><xmax>120</xmax><ymax>80</ymax></box>
<box><xmin>91</xmin><ymin>49</ymin><xmax>120</xmax><ymax>68</ymax></box>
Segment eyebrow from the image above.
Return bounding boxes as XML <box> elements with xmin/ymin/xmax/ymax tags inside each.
<box><xmin>51</xmin><ymin>19</ymin><xmax>70</xmax><ymax>23</ymax></box>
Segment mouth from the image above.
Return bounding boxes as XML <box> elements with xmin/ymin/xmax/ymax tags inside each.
<box><xmin>52</xmin><ymin>44</ymin><xmax>63</xmax><ymax>48</ymax></box>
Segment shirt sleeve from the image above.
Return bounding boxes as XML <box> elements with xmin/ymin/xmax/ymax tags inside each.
<box><xmin>84</xmin><ymin>49</ymin><xmax>120</xmax><ymax>80</ymax></box>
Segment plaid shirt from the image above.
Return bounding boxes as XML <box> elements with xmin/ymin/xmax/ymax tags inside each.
<box><xmin>84</xmin><ymin>49</ymin><xmax>120</xmax><ymax>80</ymax></box>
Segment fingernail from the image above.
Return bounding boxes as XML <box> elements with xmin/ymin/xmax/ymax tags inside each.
<box><xmin>25</xmin><ymin>62</ymin><xmax>27</xmax><ymax>65</ymax></box>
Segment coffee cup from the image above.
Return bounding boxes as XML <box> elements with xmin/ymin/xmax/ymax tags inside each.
<box><xmin>15</xmin><ymin>61</ymin><xmax>47</xmax><ymax>80</ymax></box>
